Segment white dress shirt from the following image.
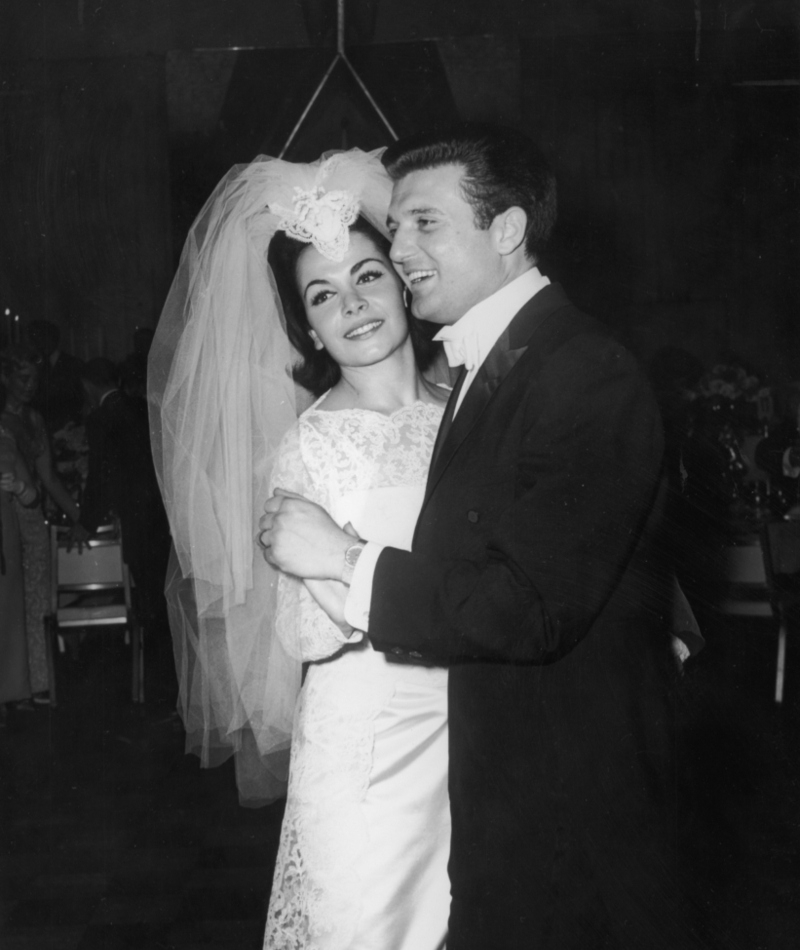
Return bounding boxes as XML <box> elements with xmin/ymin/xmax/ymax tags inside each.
<box><xmin>344</xmin><ymin>267</ymin><xmax>550</xmax><ymax>633</ymax></box>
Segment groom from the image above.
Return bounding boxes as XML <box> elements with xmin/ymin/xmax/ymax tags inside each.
<box><xmin>261</xmin><ymin>125</ymin><xmax>705</xmax><ymax>949</ymax></box>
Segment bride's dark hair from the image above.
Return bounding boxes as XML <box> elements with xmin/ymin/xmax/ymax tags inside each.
<box><xmin>269</xmin><ymin>217</ymin><xmax>435</xmax><ymax>396</ymax></box>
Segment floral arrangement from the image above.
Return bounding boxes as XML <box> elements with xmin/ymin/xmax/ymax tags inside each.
<box><xmin>691</xmin><ymin>361</ymin><xmax>775</xmax><ymax>519</ymax></box>
<box><xmin>692</xmin><ymin>362</ymin><xmax>773</xmax><ymax>435</ymax></box>
<box><xmin>696</xmin><ymin>363</ymin><xmax>768</xmax><ymax>404</ymax></box>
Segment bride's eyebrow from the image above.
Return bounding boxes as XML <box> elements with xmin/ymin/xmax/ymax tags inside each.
<box><xmin>302</xmin><ymin>258</ymin><xmax>386</xmax><ymax>297</ymax></box>
<box><xmin>303</xmin><ymin>278</ymin><xmax>331</xmax><ymax>296</ymax></box>
<box><xmin>351</xmin><ymin>257</ymin><xmax>386</xmax><ymax>274</ymax></box>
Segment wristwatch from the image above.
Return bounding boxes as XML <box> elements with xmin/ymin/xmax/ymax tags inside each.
<box><xmin>341</xmin><ymin>539</ymin><xmax>367</xmax><ymax>585</ymax></box>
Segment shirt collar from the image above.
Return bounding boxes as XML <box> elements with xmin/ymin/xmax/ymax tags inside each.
<box><xmin>434</xmin><ymin>267</ymin><xmax>550</xmax><ymax>370</ymax></box>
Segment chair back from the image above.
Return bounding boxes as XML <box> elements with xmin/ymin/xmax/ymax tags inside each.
<box><xmin>57</xmin><ymin>541</ymin><xmax>125</xmax><ymax>588</ymax></box>
<box><xmin>46</xmin><ymin>523</ymin><xmax>144</xmax><ymax>705</ymax></box>
<box><xmin>761</xmin><ymin>521</ymin><xmax>800</xmax><ymax>580</ymax></box>
<box><xmin>49</xmin><ymin>524</ymin><xmax>133</xmax><ymax>617</ymax></box>
<box><xmin>720</xmin><ymin>538</ymin><xmax>773</xmax><ymax>617</ymax></box>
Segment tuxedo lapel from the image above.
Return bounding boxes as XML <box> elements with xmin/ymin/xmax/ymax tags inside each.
<box><xmin>424</xmin><ymin>342</ymin><xmax>526</xmax><ymax>503</ymax></box>
<box><xmin>423</xmin><ymin>284</ymin><xmax>572</xmax><ymax>506</ymax></box>
<box><xmin>427</xmin><ymin>367</ymin><xmax>466</xmax><ymax>476</ymax></box>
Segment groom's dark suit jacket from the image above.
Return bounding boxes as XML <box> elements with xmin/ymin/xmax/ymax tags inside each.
<box><xmin>369</xmin><ymin>284</ymin><xmax>705</xmax><ymax>950</ymax></box>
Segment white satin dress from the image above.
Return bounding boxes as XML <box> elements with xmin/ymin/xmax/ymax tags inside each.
<box><xmin>264</xmin><ymin>399</ymin><xmax>450</xmax><ymax>950</ymax></box>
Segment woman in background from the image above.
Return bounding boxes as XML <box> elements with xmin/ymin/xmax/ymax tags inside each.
<box><xmin>0</xmin><ymin>346</ymin><xmax>90</xmax><ymax>704</ymax></box>
<box><xmin>0</xmin><ymin>380</ymin><xmax>39</xmax><ymax>716</ymax></box>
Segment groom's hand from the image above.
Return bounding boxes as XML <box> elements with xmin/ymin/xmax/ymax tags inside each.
<box><xmin>259</xmin><ymin>488</ymin><xmax>351</xmax><ymax>580</ymax></box>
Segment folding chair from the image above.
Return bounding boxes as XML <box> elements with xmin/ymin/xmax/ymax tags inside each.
<box><xmin>719</xmin><ymin>537</ymin><xmax>779</xmax><ymax>700</ymax></box>
<box><xmin>719</xmin><ymin>538</ymin><xmax>773</xmax><ymax>620</ymax></box>
<box><xmin>759</xmin><ymin>520</ymin><xmax>800</xmax><ymax>704</ymax></box>
<box><xmin>45</xmin><ymin>523</ymin><xmax>144</xmax><ymax>706</ymax></box>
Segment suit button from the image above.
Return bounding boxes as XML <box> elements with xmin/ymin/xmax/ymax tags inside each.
<box><xmin>409</xmin><ymin>650</ymin><xmax>422</xmax><ymax>659</ymax></box>
<box><xmin>467</xmin><ymin>510</ymin><xmax>479</xmax><ymax>523</ymax></box>
<box><xmin>391</xmin><ymin>647</ymin><xmax>404</xmax><ymax>656</ymax></box>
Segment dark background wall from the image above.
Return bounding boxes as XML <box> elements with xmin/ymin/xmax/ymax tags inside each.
<box><xmin>0</xmin><ymin>0</ymin><xmax>797</xmax><ymax>372</ymax></box>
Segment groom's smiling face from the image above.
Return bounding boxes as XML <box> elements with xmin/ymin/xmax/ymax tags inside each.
<box><xmin>387</xmin><ymin>163</ymin><xmax>506</xmax><ymax>326</ymax></box>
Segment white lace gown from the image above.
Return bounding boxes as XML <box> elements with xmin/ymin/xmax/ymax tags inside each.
<box><xmin>264</xmin><ymin>399</ymin><xmax>450</xmax><ymax>950</ymax></box>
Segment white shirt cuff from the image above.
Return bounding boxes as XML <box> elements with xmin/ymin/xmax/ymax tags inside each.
<box><xmin>782</xmin><ymin>447</ymin><xmax>800</xmax><ymax>478</ymax></box>
<box><xmin>344</xmin><ymin>542</ymin><xmax>384</xmax><ymax>633</ymax></box>
<box><xmin>331</xmin><ymin>626</ymin><xmax>363</xmax><ymax>646</ymax></box>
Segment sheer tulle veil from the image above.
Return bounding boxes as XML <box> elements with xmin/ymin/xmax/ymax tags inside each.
<box><xmin>147</xmin><ymin>149</ymin><xmax>393</xmax><ymax>804</ymax></box>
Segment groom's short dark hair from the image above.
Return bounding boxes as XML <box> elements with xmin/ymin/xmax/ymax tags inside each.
<box><xmin>383</xmin><ymin>123</ymin><xmax>557</xmax><ymax>263</ymax></box>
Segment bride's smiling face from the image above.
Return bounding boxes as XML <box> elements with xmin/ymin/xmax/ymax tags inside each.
<box><xmin>296</xmin><ymin>231</ymin><xmax>411</xmax><ymax>371</ymax></box>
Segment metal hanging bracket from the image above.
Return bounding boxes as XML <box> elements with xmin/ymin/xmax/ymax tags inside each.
<box><xmin>279</xmin><ymin>0</ymin><xmax>398</xmax><ymax>158</ymax></box>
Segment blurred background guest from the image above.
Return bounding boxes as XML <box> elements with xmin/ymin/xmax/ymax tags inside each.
<box><xmin>0</xmin><ymin>381</ymin><xmax>39</xmax><ymax>719</ymax></box>
<box><xmin>0</xmin><ymin>346</ymin><xmax>90</xmax><ymax>705</ymax></box>
<box><xmin>119</xmin><ymin>354</ymin><xmax>147</xmax><ymax>401</ymax></box>
<box><xmin>26</xmin><ymin>320</ymin><xmax>89</xmax><ymax>521</ymax></box>
<box><xmin>118</xmin><ymin>328</ymin><xmax>155</xmax><ymax>402</ymax></box>
<box><xmin>77</xmin><ymin>358</ymin><xmax>173</xmax><ymax>701</ymax></box>
<box><xmin>25</xmin><ymin>319</ymin><xmax>85</xmax><ymax>436</ymax></box>
<box><xmin>756</xmin><ymin>382</ymin><xmax>800</xmax><ymax>517</ymax></box>
<box><xmin>131</xmin><ymin>327</ymin><xmax>154</xmax><ymax>359</ymax></box>
<box><xmin>648</xmin><ymin>346</ymin><xmax>731</xmax><ymax>633</ymax></box>
<box><xmin>755</xmin><ymin>383</ymin><xmax>800</xmax><ymax>518</ymax></box>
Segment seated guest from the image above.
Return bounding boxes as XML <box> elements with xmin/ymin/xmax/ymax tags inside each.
<box><xmin>76</xmin><ymin>359</ymin><xmax>173</xmax><ymax>696</ymax></box>
<box><xmin>755</xmin><ymin>383</ymin><xmax>800</xmax><ymax>515</ymax></box>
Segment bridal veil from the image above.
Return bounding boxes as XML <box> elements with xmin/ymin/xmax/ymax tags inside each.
<box><xmin>147</xmin><ymin>149</ymin><xmax>392</xmax><ymax>803</ymax></box>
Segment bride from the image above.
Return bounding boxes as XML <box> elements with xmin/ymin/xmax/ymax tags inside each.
<box><xmin>148</xmin><ymin>150</ymin><xmax>451</xmax><ymax>950</ymax></box>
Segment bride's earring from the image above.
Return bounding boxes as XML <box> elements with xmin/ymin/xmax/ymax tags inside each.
<box><xmin>309</xmin><ymin>331</ymin><xmax>325</xmax><ymax>352</ymax></box>
<box><xmin>403</xmin><ymin>286</ymin><xmax>412</xmax><ymax>311</ymax></box>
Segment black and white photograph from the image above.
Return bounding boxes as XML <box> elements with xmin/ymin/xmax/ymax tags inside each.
<box><xmin>1</xmin><ymin>2</ymin><xmax>798</xmax><ymax>948</ymax></box>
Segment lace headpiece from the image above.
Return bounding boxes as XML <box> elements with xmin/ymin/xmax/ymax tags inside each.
<box><xmin>148</xmin><ymin>148</ymin><xmax>392</xmax><ymax>804</ymax></box>
<box><xmin>272</xmin><ymin>157</ymin><xmax>360</xmax><ymax>261</ymax></box>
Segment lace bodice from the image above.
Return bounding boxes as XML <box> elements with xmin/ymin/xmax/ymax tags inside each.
<box><xmin>265</xmin><ymin>397</ymin><xmax>449</xmax><ymax>950</ymax></box>
<box><xmin>270</xmin><ymin>399</ymin><xmax>443</xmax><ymax>663</ymax></box>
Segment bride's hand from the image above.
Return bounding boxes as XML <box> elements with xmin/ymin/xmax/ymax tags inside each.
<box><xmin>259</xmin><ymin>488</ymin><xmax>352</xmax><ymax>580</ymax></box>
<box><xmin>304</xmin><ymin>579</ymin><xmax>355</xmax><ymax>637</ymax></box>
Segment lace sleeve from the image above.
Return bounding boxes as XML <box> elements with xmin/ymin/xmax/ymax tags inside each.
<box><xmin>270</xmin><ymin>423</ymin><xmax>354</xmax><ymax>663</ymax></box>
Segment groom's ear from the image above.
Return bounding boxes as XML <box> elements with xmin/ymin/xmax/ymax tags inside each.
<box><xmin>492</xmin><ymin>206</ymin><xmax>528</xmax><ymax>257</ymax></box>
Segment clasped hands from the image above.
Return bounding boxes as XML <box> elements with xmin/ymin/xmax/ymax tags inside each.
<box><xmin>259</xmin><ymin>488</ymin><xmax>358</xmax><ymax>633</ymax></box>
<box><xmin>259</xmin><ymin>488</ymin><xmax>355</xmax><ymax>580</ymax></box>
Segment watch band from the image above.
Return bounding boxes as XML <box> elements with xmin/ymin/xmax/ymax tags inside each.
<box><xmin>341</xmin><ymin>539</ymin><xmax>367</xmax><ymax>585</ymax></box>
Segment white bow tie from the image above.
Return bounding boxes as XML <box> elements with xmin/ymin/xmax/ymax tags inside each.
<box><xmin>437</xmin><ymin>327</ymin><xmax>480</xmax><ymax>372</ymax></box>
